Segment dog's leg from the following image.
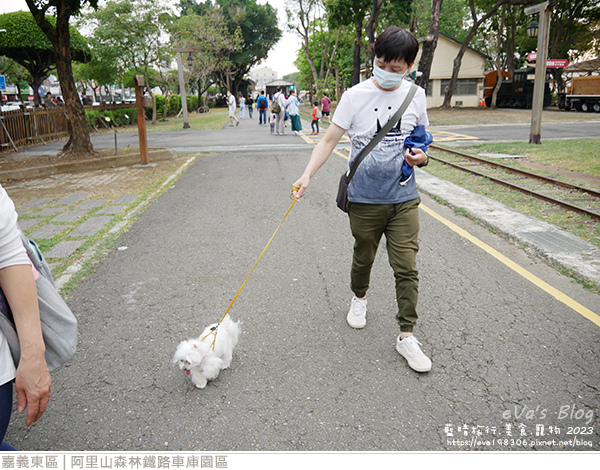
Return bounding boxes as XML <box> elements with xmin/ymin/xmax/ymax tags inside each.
<box><xmin>190</xmin><ymin>369</ymin><xmax>208</xmax><ymax>389</ymax></box>
<box><xmin>221</xmin><ymin>351</ymin><xmax>233</xmax><ymax>370</ymax></box>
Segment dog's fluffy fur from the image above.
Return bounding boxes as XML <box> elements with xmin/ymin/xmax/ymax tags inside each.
<box><xmin>173</xmin><ymin>316</ymin><xmax>241</xmax><ymax>389</ymax></box>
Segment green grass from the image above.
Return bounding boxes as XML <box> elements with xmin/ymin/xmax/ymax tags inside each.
<box><xmin>424</xmin><ymin>144</ymin><xmax>600</xmax><ymax>248</ymax></box>
<box><xmin>463</xmin><ymin>139</ymin><xmax>600</xmax><ymax>178</ymax></box>
<box><xmin>423</xmin><ymin>153</ymin><xmax>600</xmax><ymax>292</ymax></box>
<box><xmin>100</xmin><ymin>108</ymin><xmax>231</xmax><ymax>134</ymax></box>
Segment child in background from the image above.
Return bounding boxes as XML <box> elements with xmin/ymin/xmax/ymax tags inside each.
<box><xmin>311</xmin><ymin>101</ymin><xmax>320</xmax><ymax>135</ymax></box>
<box><xmin>270</xmin><ymin>111</ymin><xmax>276</xmax><ymax>134</ymax></box>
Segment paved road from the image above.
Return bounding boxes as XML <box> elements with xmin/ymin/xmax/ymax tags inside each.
<box><xmin>5</xmin><ymin>115</ymin><xmax>600</xmax><ymax>453</ymax></box>
<box><xmin>430</xmin><ymin>120</ymin><xmax>600</xmax><ymax>146</ymax></box>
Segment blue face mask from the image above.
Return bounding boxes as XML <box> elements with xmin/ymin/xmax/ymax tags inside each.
<box><xmin>373</xmin><ymin>64</ymin><xmax>407</xmax><ymax>89</ymax></box>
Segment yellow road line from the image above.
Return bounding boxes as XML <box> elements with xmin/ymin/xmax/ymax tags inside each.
<box><xmin>429</xmin><ymin>130</ymin><xmax>479</xmax><ymax>141</ymax></box>
<box><xmin>334</xmin><ymin>149</ymin><xmax>349</xmax><ymax>160</ymax></box>
<box><xmin>420</xmin><ymin>203</ymin><xmax>600</xmax><ymax>328</ymax></box>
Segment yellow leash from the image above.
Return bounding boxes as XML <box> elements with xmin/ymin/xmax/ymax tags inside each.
<box><xmin>203</xmin><ymin>187</ymin><xmax>299</xmax><ymax>347</ymax></box>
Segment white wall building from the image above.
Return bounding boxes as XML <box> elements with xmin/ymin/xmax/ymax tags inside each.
<box><xmin>249</xmin><ymin>66</ymin><xmax>278</xmax><ymax>92</ymax></box>
<box><xmin>360</xmin><ymin>33</ymin><xmax>488</xmax><ymax>108</ymax></box>
<box><xmin>416</xmin><ymin>33</ymin><xmax>488</xmax><ymax>108</ymax></box>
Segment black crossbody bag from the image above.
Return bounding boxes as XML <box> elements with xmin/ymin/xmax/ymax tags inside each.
<box><xmin>336</xmin><ymin>83</ymin><xmax>417</xmax><ymax>212</ymax></box>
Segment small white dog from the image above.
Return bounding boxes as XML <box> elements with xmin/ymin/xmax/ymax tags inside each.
<box><xmin>173</xmin><ymin>316</ymin><xmax>241</xmax><ymax>389</ymax></box>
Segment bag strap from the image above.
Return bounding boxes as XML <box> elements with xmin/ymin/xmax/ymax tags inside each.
<box><xmin>345</xmin><ymin>83</ymin><xmax>417</xmax><ymax>184</ymax></box>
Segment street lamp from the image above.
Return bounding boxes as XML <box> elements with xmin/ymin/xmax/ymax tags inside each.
<box><xmin>527</xmin><ymin>20</ymin><xmax>539</xmax><ymax>38</ymax></box>
<box><xmin>525</xmin><ymin>2</ymin><xmax>552</xmax><ymax>145</ymax></box>
<box><xmin>174</xmin><ymin>47</ymin><xmax>194</xmax><ymax>129</ymax></box>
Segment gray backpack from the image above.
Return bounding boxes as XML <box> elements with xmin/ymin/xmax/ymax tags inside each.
<box><xmin>0</xmin><ymin>234</ymin><xmax>77</xmax><ymax>372</ymax></box>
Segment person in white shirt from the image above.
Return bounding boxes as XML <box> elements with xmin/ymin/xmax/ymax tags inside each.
<box><xmin>239</xmin><ymin>95</ymin><xmax>246</xmax><ymax>119</ymax></box>
<box><xmin>292</xmin><ymin>27</ymin><xmax>432</xmax><ymax>373</ymax></box>
<box><xmin>274</xmin><ymin>87</ymin><xmax>287</xmax><ymax>135</ymax></box>
<box><xmin>0</xmin><ymin>185</ymin><xmax>51</xmax><ymax>450</ymax></box>
<box><xmin>227</xmin><ymin>91</ymin><xmax>239</xmax><ymax>127</ymax></box>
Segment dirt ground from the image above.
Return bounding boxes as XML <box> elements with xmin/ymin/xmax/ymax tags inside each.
<box><xmin>0</xmin><ymin>147</ymin><xmax>140</xmax><ymax>172</ymax></box>
<box><xmin>426</xmin><ymin>106</ymin><xmax>600</xmax><ymax>126</ymax></box>
<box><xmin>2</xmin><ymin>154</ymin><xmax>193</xmax><ymax>209</ymax></box>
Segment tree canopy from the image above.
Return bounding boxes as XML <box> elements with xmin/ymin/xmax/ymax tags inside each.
<box><xmin>24</xmin><ymin>0</ymin><xmax>99</xmax><ymax>155</ymax></box>
<box><xmin>0</xmin><ymin>10</ymin><xmax>90</xmax><ymax>105</ymax></box>
<box><xmin>179</xmin><ymin>0</ymin><xmax>281</xmax><ymax>94</ymax></box>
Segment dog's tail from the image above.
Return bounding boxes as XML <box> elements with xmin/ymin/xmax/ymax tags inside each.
<box><xmin>221</xmin><ymin>315</ymin><xmax>241</xmax><ymax>344</ymax></box>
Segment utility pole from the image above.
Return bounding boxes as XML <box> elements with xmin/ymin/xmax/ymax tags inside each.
<box><xmin>174</xmin><ymin>47</ymin><xmax>194</xmax><ymax>129</ymax></box>
<box><xmin>525</xmin><ymin>1</ymin><xmax>552</xmax><ymax>144</ymax></box>
<box><xmin>134</xmin><ymin>75</ymin><xmax>149</xmax><ymax>165</ymax></box>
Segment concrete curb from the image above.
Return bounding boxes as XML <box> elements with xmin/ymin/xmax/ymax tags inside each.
<box><xmin>416</xmin><ymin>168</ymin><xmax>600</xmax><ymax>286</ymax></box>
<box><xmin>0</xmin><ymin>148</ymin><xmax>177</xmax><ymax>182</ymax></box>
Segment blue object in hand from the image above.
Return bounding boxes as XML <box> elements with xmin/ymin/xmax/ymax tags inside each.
<box><xmin>400</xmin><ymin>126</ymin><xmax>433</xmax><ymax>184</ymax></box>
<box><xmin>405</xmin><ymin>125</ymin><xmax>433</xmax><ymax>153</ymax></box>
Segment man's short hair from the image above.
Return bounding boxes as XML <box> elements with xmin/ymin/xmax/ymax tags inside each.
<box><xmin>374</xmin><ymin>27</ymin><xmax>419</xmax><ymax>65</ymax></box>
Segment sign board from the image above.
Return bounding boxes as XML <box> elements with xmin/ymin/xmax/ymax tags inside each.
<box><xmin>0</xmin><ymin>75</ymin><xmax>5</xmax><ymax>91</ymax></box>
<box><xmin>526</xmin><ymin>53</ymin><xmax>569</xmax><ymax>68</ymax></box>
<box><xmin>546</xmin><ymin>59</ymin><xmax>569</xmax><ymax>68</ymax></box>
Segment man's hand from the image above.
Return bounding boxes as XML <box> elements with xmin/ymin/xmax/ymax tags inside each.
<box><xmin>405</xmin><ymin>147</ymin><xmax>428</xmax><ymax>167</ymax></box>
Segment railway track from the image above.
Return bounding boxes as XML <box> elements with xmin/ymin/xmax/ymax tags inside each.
<box><xmin>428</xmin><ymin>144</ymin><xmax>600</xmax><ymax>222</ymax></box>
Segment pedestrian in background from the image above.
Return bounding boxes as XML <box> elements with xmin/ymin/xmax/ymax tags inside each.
<box><xmin>247</xmin><ymin>95</ymin><xmax>254</xmax><ymax>119</ymax></box>
<box><xmin>269</xmin><ymin>111</ymin><xmax>276</xmax><ymax>134</ymax></box>
<box><xmin>239</xmin><ymin>95</ymin><xmax>246</xmax><ymax>119</ymax></box>
<box><xmin>311</xmin><ymin>101</ymin><xmax>320</xmax><ymax>134</ymax></box>
<box><xmin>227</xmin><ymin>91</ymin><xmax>239</xmax><ymax>127</ymax></box>
<box><xmin>321</xmin><ymin>92</ymin><xmax>332</xmax><ymax>123</ymax></box>
<box><xmin>273</xmin><ymin>87</ymin><xmax>287</xmax><ymax>135</ymax></box>
<box><xmin>45</xmin><ymin>92</ymin><xmax>57</xmax><ymax>107</ymax></box>
<box><xmin>287</xmin><ymin>90</ymin><xmax>302</xmax><ymax>135</ymax></box>
<box><xmin>257</xmin><ymin>92</ymin><xmax>268</xmax><ymax>125</ymax></box>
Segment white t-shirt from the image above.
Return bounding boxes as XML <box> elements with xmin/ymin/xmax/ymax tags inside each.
<box><xmin>228</xmin><ymin>94</ymin><xmax>236</xmax><ymax>117</ymax></box>
<box><xmin>276</xmin><ymin>92</ymin><xmax>286</xmax><ymax>113</ymax></box>
<box><xmin>333</xmin><ymin>78</ymin><xmax>429</xmax><ymax>204</ymax></box>
<box><xmin>0</xmin><ymin>185</ymin><xmax>29</xmax><ymax>385</ymax></box>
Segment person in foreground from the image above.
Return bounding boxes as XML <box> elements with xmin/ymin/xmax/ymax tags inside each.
<box><xmin>0</xmin><ymin>185</ymin><xmax>52</xmax><ymax>450</ymax></box>
<box><xmin>292</xmin><ymin>27</ymin><xmax>432</xmax><ymax>372</ymax></box>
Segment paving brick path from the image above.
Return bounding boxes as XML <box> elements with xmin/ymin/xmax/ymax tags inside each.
<box><xmin>17</xmin><ymin>192</ymin><xmax>140</xmax><ymax>263</ymax></box>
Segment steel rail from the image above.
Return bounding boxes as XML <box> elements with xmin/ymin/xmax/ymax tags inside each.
<box><xmin>429</xmin><ymin>143</ymin><xmax>600</xmax><ymax>199</ymax></box>
<box><xmin>428</xmin><ymin>154</ymin><xmax>600</xmax><ymax>222</ymax></box>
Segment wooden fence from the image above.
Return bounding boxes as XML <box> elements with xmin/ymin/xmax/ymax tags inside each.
<box><xmin>0</xmin><ymin>107</ymin><xmax>70</xmax><ymax>152</ymax></box>
<box><xmin>0</xmin><ymin>103</ymin><xmax>134</xmax><ymax>153</ymax></box>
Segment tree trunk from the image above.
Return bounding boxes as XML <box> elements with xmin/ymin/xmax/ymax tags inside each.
<box><xmin>26</xmin><ymin>0</ymin><xmax>94</xmax><ymax>156</ymax></box>
<box><xmin>416</xmin><ymin>0</ymin><xmax>442</xmax><ymax>93</ymax></box>
<box><xmin>364</xmin><ymin>0</ymin><xmax>385</xmax><ymax>79</ymax></box>
<box><xmin>505</xmin><ymin>5</ymin><xmax>516</xmax><ymax>76</ymax></box>
<box><xmin>442</xmin><ymin>0</ymin><xmax>513</xmax><ymax>109</ymax></box>
<box><xmin>352</xmin><ymin>21</ymin><xmax>363</xmax><ymax>86</ymax></box>
<box><xmin>491</xmin><ymin>5</ymin><xmax>506</xmax><ymax>108</ymax></box>
<box><xmin>30</xmin><ymin>77</ymin><xmax>43</xmax><ymax>107</ymax></box>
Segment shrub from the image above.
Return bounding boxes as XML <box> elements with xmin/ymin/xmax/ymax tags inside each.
<box><xmin>85</xmin><ymin>107</ymin><xmax>137</xmax><ymax>129</ymax></box>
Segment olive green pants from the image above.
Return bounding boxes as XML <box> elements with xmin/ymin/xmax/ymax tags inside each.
<box><xmin>347</xmin><ymin>198</ymin><xmax>420</xmax><ymax>332</ymax></box>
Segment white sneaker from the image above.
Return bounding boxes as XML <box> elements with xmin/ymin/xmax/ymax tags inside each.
<box><xmin>396</xmin><ymin>335</ymin><xmax>431</xmax><ymax>372</ymax></box>
<box><xmin>347</xmin><ymin>296</ymin><xmax>367</xmax><ymax>329</ymax></box>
